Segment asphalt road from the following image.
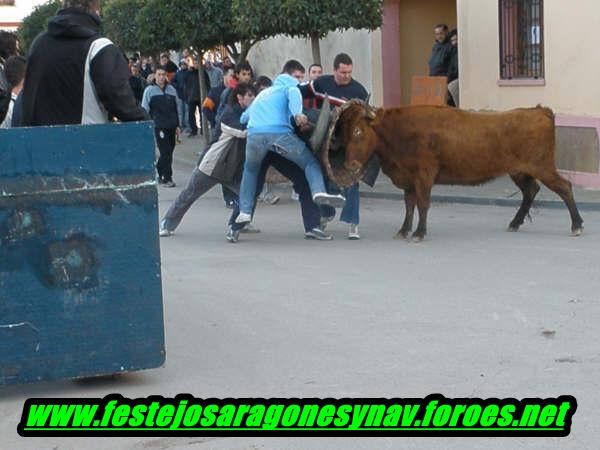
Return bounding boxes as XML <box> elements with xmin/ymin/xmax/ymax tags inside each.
<box><xmin>2</xmin><ymin>162</ymin><xmax>599</xmax><ymax>450</ymax></box>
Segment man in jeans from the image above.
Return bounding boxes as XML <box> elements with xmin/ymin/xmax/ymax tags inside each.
<box><xmin>301</xmin><ymin>53</ymin><xmax>370</xmax><ymax>240</ymax></box>
<box><xmin>235</xmin><ymin>60</ymin><xmax>345</xmax><ymax>224</ymax></box>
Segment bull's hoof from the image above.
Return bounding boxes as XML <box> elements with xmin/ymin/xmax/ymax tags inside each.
<box><xmin>394</xmin><ymin>230</ymin><xmax>410</xmax><ymax>240</ymax></box>
<box><xmin>507</xmin><ymin>225</ymin><xmax>520</xmax><ymax>232</ymax></box>
<box><xmin>571</xmin><ymin>227</ymin><xmax>583</xmax><ymax>237</ymax></box>
<box><xmin>411</xmin><ymin>233</ymin><xmax>425</xmax><ymax>243</ymax></box>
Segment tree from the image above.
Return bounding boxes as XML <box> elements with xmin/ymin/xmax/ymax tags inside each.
<box><xmin>234</xmin><ymin>0</ymin><xmax>384</xmax><ymax>65</ymax></box>
<box><xmin>17</xmin><ymin>0</ymin><xmax>61</xmax><ymax>54</ymax></box>
<box><xmin>103</xmin><ymin>0</ymin><xmax>147</xmax><ymax>53</ymax></box>
<box><xmin>134</xmin><ymin>0</ymin><xmax>183</xmax><ymax>55</ymax></box>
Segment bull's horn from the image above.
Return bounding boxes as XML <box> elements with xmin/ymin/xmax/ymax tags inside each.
<box><xmin>309</xmin><ymin>95</ymin><xmax>331</xmax><ymax>153</ymax></box>
<box><xmin>365</xmin><ymin>105</ymin><xmax>377</xmax><ymax>120</ymax></box>
<box><xmin>365</xmin><ymin>93</ymin><xmax>371</xmax><ymax>105</ymax></box>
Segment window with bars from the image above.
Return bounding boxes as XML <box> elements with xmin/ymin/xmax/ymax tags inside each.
<box><xmin>499</xmin><ymin>0</ymin><xmax>544</xmax><ymax>80</ymax></box>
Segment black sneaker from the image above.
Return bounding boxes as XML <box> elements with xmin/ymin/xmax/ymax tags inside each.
<box><xmin>304</xmin><ymin>228</ymin><xmax>333</xmax><ymax>240</ymax></box>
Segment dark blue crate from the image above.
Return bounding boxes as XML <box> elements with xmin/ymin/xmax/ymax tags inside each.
<box><xmin>0</xmin><ymin>122</ymin><xmax>165</xmax><ymax>385</ymax></box>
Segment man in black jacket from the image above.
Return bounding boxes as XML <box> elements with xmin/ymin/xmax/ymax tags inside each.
<box><xmin>129</xmin><ymin>63</ymin><xmax>146</xmax><ymax>105</ymax></box>
<box><xmin>185</xmin><ymin>55</ymin><xmax>207</xmax><ymax>137</ymax></box>
<box><xmin>428</xmin><ymin>24</ymin><xmax>452</xmax><ymax>77</ymax></box>
<box><xmin>19</xmin><ymin>0</ymin><xmax>146</xmax><ymax>126</ymax></box>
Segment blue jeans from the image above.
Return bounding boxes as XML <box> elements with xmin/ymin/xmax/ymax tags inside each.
<box><xmin>320</xmin><ymin>182</ymin><xmax>360</xmax><ymax>225</ymax></box>
<box><xmin>239</xmin><ymin>132</ymin><xmax>327</xmax><ymax>215</ymax></box>
<box><xmin>230</xmin><ymin>152</ymin><xmax>321</xmax><ymax>232</ymax></box>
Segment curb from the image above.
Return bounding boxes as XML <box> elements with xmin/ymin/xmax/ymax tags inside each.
<box><xmin>174</xmin><ymin>154</ymin><xmax>600</xmax><ymax>212</ymax></box>
<box><xmin>360</xmin><ymin>191</ymin><xmax>600</xmax><ymax>212</ymax></box>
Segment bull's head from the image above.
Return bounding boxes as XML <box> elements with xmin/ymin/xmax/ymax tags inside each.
<box><xmin>321</xmin><ymin>99</ymin><xmax>381</xmax><ymax>187</ymax></box>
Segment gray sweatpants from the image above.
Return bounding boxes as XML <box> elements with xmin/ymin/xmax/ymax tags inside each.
<box><xmin>161</xmin><ymin>168</ymin><xmax>238</xmax><ymax>231</ymax></box>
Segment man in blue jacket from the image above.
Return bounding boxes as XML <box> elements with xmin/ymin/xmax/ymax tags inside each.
<box><xmin>235</xmin><ymin>60</ymin><xmax>345</xmax><ymax>224</ymax></box>
<box><xmin>142</xmin><ymin>67</ymin><xmax>181</xmax><ymax>187</ymax></box>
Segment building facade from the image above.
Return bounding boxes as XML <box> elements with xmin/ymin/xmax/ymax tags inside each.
<box><xmin>0</xmin><ymin>0</ymin><xmax>47</xmax><ymax>31</ymax></box>
<box><xmin>250</xmin><ymin>0</ymin><xmax>600</xmax><ymax>188</ymax></box>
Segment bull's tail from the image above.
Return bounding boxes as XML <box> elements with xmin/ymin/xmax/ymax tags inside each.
<box><xmin>536</xmin><ymin>104</ymin><xmax>555</xmax><ymax>121</ymax></box>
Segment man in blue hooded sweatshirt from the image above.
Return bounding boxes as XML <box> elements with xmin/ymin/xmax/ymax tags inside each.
<box><xmin>235</xmin><ymin>60</ymin><xmax>345</xmax><ymax>224</ymax></box>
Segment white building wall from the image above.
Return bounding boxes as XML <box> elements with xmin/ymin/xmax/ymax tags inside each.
<box><xmin>0</xmin><ymin>0</ymin><xmax>48</xmax><ymax>29</ymax></box>
<box><xmin>459</xmin><ymin>0</ymin><xmax>600</xmax><ymax>116</ymax></box>
<box><xmin>247</xmin><ymin>29</ymin><xmax>383</xmax><ymax>106</ymax></box>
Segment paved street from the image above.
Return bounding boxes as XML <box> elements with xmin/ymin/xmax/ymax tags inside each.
<box><xmin>2</xmin><ymin>160</ymin><xmax>600</xmax><ymax>450</ymax></box>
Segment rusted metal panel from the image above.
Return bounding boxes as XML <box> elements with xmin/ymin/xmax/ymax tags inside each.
<box><xmin>0</xmin><ymin>122</ymin><xmax>165</xmax><ymax>385</ymax></box>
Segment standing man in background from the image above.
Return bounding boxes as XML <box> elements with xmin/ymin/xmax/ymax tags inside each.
<box><xmin>428</xmin><ymin>24</ymin><xmax>452</xmax><ymax>77</ymax></box>
<box><xmin>142</xmin><ymin>68</ymin><xmax>181</xmax><ymax>188</ymax></box>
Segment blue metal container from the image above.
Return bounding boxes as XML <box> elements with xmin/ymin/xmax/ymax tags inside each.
<box><xmin>0</xmin><ymin>122</ymin><xmax>165</xmax><ymax>385</ymax></box>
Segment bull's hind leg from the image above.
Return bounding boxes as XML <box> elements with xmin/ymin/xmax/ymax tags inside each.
<box><xmin>395</xmin><ymin>188</ymin><xmax>416</xmax><ymax>239</ymax></box>
<box><xmin>508</xmin><ymin>173</ymin><xmax>540</xmax><ymax>231</ymax></box>
<box><xmin>412</xmin><ymin>176</ymin><xmax>435</xmax><ymax>242</ymax></box>
<box><xmin>536</xmin><ymin>170</ymin><xmax>584</xmax><ymax>236</ymax></box>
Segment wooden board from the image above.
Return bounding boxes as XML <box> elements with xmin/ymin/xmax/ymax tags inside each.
<box><xmin>410</xmin><ymin>76</ymin><xmax>448</xmax><ymax>106</ymax></box>
<box><xmin>0</xmin><ymin>122</ymin><xmax>165</xmax><ymax>385</ymax></box>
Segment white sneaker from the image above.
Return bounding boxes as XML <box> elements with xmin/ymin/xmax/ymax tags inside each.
<box><xmin>159</xmin><ymin>220</ymin><xmax>173</xmax><ymax>237</ymax></box>
<box><xmin>348</xmin><ymin>224</ymin><xmax>360</xmax><ymax>240</ymax></box>
<box><xmin>159</xmin><ymin>227</ymin><xmax>173</xmax><ymax>237</ymax></box>
<box><xmin>313</xmin><ymin>192</ymin><xmax>346</xmax><ymax>208</ymax></box>
<box><xmin>235</xmin><ymin>212</ymin><xmax>252</xmax><ymax>224</ymax></box>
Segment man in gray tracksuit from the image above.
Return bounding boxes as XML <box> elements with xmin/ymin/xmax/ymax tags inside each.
<box><xmin>142</xmin><ymin>67</ymin><xmax>181</xmax><ymax>187</ymax></box>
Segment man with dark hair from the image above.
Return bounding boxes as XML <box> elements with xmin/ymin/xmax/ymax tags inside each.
<box><xmin>0</xmin><ymin>55</ymin><xmax>26</xmax><ymax>128</ymax></box>
<box><xmin>0</xmin><ymin>31</ymin><xmax>19</xmax><ymax>91</ymax></box>
<box><xmin>159</xmin><ymin>53</ymin><xmax>178</xmax><ymax>82</ymax></box>
<box><xmin>447</xmin><ymin>29</ymin><xmax>459</xmax><ymax>107</ymax></box>
<box><xmin>142</xmin><ymin>67</ymin><xmax>181</xmax><ymax>187</ymax></box>
<box><xmin>185</xmin><ymin>55</ymin><xmax>211</xmax><ymax>137</ymax></box>
<box><xmin>19</xmin><ymin>0</ymin><xmax>146</xmax><ymax>126</ymax></box>
<box><xmin>308</xmin><ymin>63</ymin><xmax>323</xmax><ymax>81</ymax></box>
<box><xmin>171</xmin><ymin>59</ymin><xmax>190</xmax><ymax>130</ymax></box>
<box><xmin>428</xmin><ymin>23</ymin><xmax>452</xmax><ymax>77</ymax></box>
<box><xmin>0</xmin><ymin>30</ymin><xmax>19</xmax><ymax>124</ymax></box>
<box><xmin>235</xmin><ymin>60</ymin><xmax>345</xmax><ymax>224</ymax></box>
<box><xmin>129</xmin><ymin>63</ymin><xmax>146</xmax><ymax>105</ymax></box>
<box><xmin>301</xmin><ymin>52</ymin><xmax>369</xmax><ymax>240</ymax></box>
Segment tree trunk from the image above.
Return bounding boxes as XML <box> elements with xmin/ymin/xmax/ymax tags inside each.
<box><xmin>239</xmin><ymin>40</ymin><xmax>254</xmax><ymax>63</ymax></box>
<box><xmin>310</xmin><ymin>33</ymin><xmax>321</xmax><ymax>65</ymax></box>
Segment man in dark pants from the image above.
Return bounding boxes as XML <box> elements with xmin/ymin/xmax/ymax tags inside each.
<box><xmin>185</xmin><ymin>55</ymin><xmax>209</xmax><ymax>137</ymax></box>
<box><xmin>142</xmin><ymin>67</ymin><xmax>181</xmax><ymax>187</ymax></box>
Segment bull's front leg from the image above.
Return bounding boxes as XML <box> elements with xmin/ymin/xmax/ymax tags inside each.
<box><xmin>412</xmin><ymin>176</ymin><xmax>434</xmax><ymax>242</ymax></box>
<box><xmin>395</xmin><ymin>187</ymin><xmax>416</xmax><ymax>239</ymax></box>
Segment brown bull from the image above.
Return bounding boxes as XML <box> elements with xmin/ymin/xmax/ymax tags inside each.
<box><xmin>323</xmin><ymin>101</ymin><xmax>584</xmax><ymax>241</ymax></box>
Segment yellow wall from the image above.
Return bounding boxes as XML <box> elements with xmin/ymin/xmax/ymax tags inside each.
<box><xmin>398</xmin><ymin>0</ymin><xmax>457</xmax><ymax>105</ymax></box>
<box><xmin>459</xmin><ymin>0</ymin><xmax>600</xmax><ymax>116</ymax></box>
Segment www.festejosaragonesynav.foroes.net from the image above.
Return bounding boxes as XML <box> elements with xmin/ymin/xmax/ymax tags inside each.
<box><xmin>17</xmin><ymin>394</ymin><xmax>577</xmax><ymax>437</ymax></box>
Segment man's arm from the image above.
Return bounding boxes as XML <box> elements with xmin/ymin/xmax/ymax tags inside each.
<box><xmin>90</xmin><ymin>44</ymin><xmax>148</xmax><ymax>122</ymax></box>
<box><xmin>287</xmin><ymin>86</ymin><xmax>304</xmax><ymax>117</ymax></box>
<box><xmin>141</xmin><ymin>85</ymin><xmax>152</xmax><ymax>113</ymax></box>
